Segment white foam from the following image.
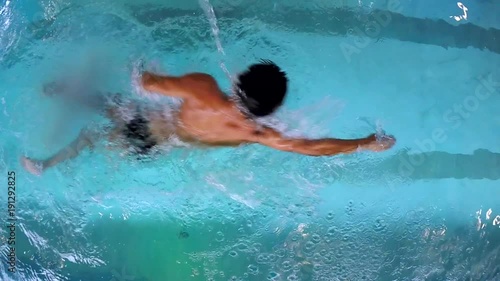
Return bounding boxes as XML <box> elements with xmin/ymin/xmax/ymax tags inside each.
<box><xmin>199</xmin><ymin>0</ymin><xmax>233</xmax><ymax>82</ymax></box>
<box><xmin>130</xmin><ymin>59</ymin><xmax>163</xmax><ymax>102</ymax></box>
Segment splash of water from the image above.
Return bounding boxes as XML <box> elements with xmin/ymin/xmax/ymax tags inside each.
<box><xmin>198</xmin><ymin>0</ymin><xmax>233</xmax><ymax>82</ymax></box>
<box><xmin>130</xmin><ymin>58</ymin><xmax>164</xmax><ymax>102</ymax></box>
<box><xmin>358</xmin><ymin>117</ymin><xmax>384</xmax><ymax>133</ymax></box>
<box><xmin>358</xmin><ymin>116</ymin><xmax>392</xmax><ymax>144</ymax></box>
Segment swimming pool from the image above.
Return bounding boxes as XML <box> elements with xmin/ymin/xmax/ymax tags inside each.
<box><xmin>0</xmin><ymin>0</ymin><xmax>499</xmax><ymax>280</ymax></box>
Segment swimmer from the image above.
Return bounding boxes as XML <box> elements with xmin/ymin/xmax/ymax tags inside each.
<box><xmin>21</xmin><ymin>60</ymin><xmax>395</xmax><ymax>176</ymax></box>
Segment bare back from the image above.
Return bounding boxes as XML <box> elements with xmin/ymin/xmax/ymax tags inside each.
<box><xmin>142</xmin><ymin>73</ymin><xmax>264</xmax><ymax>147</ymax></box>
<box><xmin>20</xmin><ymin>64</ymin><xmax>396</xmax><ymax>177</ymax></box>
<box><xmin>141</xmin><ymin>71</ymin><xmax>396</xmax><ymax>156</ymax></box>
<box><xmin>176</xmin><ymin>98</ymin><xmax>265</xmax><ymax>146</ymax></box>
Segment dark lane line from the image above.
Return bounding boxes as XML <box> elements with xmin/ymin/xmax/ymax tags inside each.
<box><xmin>131</xmin><ymin>5</ymin><xmax>500</xmax><ymax>54</ymax></box>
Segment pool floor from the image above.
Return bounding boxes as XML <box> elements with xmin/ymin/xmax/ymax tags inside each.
<box><xmin>0</xmin><ymin>3</ymin><xmax>499</xmax><ymax>281</ymax></box>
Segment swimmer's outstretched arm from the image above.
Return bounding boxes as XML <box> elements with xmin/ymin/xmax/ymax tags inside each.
<box><xmin>254</xmin><ymin>128</ymin><xmax>395</xmax><ymax>156</ymax></box>
<box><xmin>141</xmin><ymin>71</ymin><xmax>224</xmax><ymax>101</ymax></box>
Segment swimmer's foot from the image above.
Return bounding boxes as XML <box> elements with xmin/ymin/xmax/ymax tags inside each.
<box><xmin>364</xmin><ymin>133</ymin><xmax>396</xmax><ymax>152</ymax></box>
<box><xmin>20</xmin><ymin>157</ymin><xmax>44</xmax><ymax>176</ymax></box>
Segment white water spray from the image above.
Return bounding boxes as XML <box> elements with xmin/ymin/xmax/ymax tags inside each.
<box><xmin>198</xmin><ymin>0</ymin><xmax>233</xmax><ymax>83</ymax></box>
<box><xmin>358</xmin><ymin>116</ymin><xmax>391</xmax><ymax>141</ymax></box>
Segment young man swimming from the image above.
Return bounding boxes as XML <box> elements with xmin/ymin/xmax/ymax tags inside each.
<box><xmin>21</xmin><ymin>60</ymin><xmax>395</xmax><ymax>175</ymax></box>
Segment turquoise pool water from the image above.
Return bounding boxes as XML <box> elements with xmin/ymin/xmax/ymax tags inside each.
<box><xmin>0</xmin><ymin>0</ymin><xmax>499</xmax><ymax>280</ymax></box>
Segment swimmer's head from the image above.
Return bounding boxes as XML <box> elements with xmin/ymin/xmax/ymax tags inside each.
<box><xmin>234</xmin><ymin>59</ymin><xmax>288</xmax><ymax>117</ymax></box>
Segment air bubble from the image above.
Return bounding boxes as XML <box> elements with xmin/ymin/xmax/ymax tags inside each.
<box><xmin>251</xmin><ymin>243</ymin><xmax>263</xmax><ymax>253</ymax></box>
<box><xmin>229</xmin><ymin>251</ymin><xmax>238</xmax><ymax>258</ymax></box>
<box><xmin>247</xmin><ymin>264</ymin><xmax>259</xmax><ymax>275</ymax></box>
<box><xmin>326</xmin><ymin>212</ymin><xmax>335</xmax><ymax>220</ymax></box>
<box><xmin>345</xmin><ymin>203</ymin><xmax>354</xmax><ymax>214</ymax></box>
<box><xmin>267</xmin><ymin>271</ymin><xmax>280</xmax><ymax>280</ymax></box>
<box><xmin>303</xmin><ymin>241</ymin><xmax>316</xmax><ymax>254</ymax></box>
<box><xmin>282</xmin><ymin>260</ymin><xmax>293</xmax><ymax>271</ymax></box>
<box><xmin>323</xmin><ymin>253</ymin><xmax>334</xmax><ymax>264</ymax></box>
<box><xmin>215</xmin><ymin>231</ymin><xmax>224</xmax><ymax>242</ymax></box>
<box><xmin>313</xmin><ymin>264</ymin><xmax>322</xmax><ymax>271</ymax></box>
<box><xmin>275</xmin><ymin>249</ymin><xmax>286</xmax><ymax>257</ymax></box>
<box><xmin>257</xmin><ymin>254</ymin><xmax>268</xmax><ymax>264</ymax></box>
<box><xmin>311</xmin><ymin>233</ymin><xmax>321</xmax><ymax>244</ymax></box>
<box><xmin>256</xmin><ymin>253</ymin><xmax>276</xmax><ymax>264</ymax></box>
<box><xmin>374</xmin><ymin>218</ymin><xmax>387</xmax><ymax>232</ymax></box>
<box><xmin>327</xmin><ymin>226</ymin><xmax>336</xmax><ymax>237</ymax></box>
<box><xmin>236</xmin><ymin>243</ymin><xmax>249</xmax><ymax>252</ymax></box>
<box><xmin>287</xmin><ymin>274</ymin><xmax>299</xmax><ymax>281</ymax></box>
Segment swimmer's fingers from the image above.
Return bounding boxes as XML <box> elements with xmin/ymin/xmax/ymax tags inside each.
<box><xmin>366</xmin><ymin>133</ymin><xmax>396</xmax><ymax>152</ymax></box>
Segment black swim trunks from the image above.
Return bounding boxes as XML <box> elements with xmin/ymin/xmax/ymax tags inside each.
<box><xmin>122</xmin><ymin>114</ymin><xmax>157</xmax><ymax>154</ymax></box>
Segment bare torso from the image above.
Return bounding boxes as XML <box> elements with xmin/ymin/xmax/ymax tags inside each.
<box><xmin>20</xmin><ymin>66</ymin><xmax>395</xmax><ymax>176</ymax></box>
<box><xmin>133</xmin><ymin>71</ymin><xmax>395</xmax><ymax>156</ymax></box>
<box><xmin>145</xmin><ymin>95</ymin><xmax>262</xmax><ymax>148</ymax></box>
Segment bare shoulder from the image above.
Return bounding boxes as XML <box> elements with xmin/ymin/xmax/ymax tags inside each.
<box><xmin>181</xmin><ymin>73</ymin><xmax>225</xmax><ymax>97</ymax></box>
<box><xmin>182</xmin><ymin>72</ymin><xmax>218</xmax><ymax>84</ymax></box>
<box><xmin>141</xmin><ymin>71</ymin><xmax>226</xmax><ymax>103</ymax></box>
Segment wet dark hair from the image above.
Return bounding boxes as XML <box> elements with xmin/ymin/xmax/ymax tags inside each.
<box><xmin>235</xmin><ymin>59</ymin><xmax>288</xmax><ymax>117</ymax></box>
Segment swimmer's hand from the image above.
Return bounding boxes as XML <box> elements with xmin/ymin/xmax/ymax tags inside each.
<box><xmin>255</xmin><ymin>127</ymin><xmax>396</xmax><ymax>156</ymax></box>
<box><xmin>140</xmin><ymin>71</ymin><xmax>182</xmax><ymax>95</ymax></box>
<box><xmin>141</xmin><ymin>71</ymin><xmax>160</xmax><ymax>93</ymax></box>
<box><xmin>363</xmin><ymin>133</ymin><xmax>396</xmax><ymax>152</ymax></box>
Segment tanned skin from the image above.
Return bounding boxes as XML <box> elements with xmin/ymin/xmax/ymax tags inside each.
<box><xmin>140</xmin><ymin>71</ymin><xmax>395</xmax><ymax>156</ymax></box>
<box><xmin>20</xmin><ymin>70</ymin><xmax>395</xmax><ymax>176</ymax></box>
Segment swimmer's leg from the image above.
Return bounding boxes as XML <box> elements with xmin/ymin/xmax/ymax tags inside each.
<box><xmin>21</xmin><ymin>128</ymin><xmax>99</xmax><ymax>176</ymax></box>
